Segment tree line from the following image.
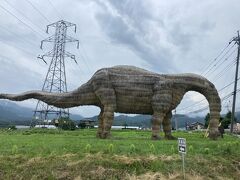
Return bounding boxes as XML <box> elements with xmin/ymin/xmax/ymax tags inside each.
<box><xmin>204</xmin><ymin>111</ymin><xmax>236</xmax><ymax>129</ymax></box>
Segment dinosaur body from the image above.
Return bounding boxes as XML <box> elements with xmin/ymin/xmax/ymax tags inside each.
<box><xmin>0</xmin><ymin>65</ymin><xmax>221</xmax><ymax>139</ymax></box>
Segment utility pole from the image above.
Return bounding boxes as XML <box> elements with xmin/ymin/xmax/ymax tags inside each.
<box><xmin>230</xmin><ymin>31</ymin><xmax>240</xmax><ymax>133</ymax></box>
<box><xmin>32</xmin><ymin>20</ymin><xmax>79</xmax><ymax>126</ymax></box>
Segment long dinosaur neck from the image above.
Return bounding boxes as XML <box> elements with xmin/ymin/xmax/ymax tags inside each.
<box><xmin>182</xmin><ymin>75</ymin><xmax>221</xmax><ymax>139</ymax></box>
<box><xmin>0</xmin><ymin>82</ymin><xmax>98</xmax><ymax>108</ymax></box>
<box><xmin>168</xmin><ymin>74</ymin><xmax>221</xmax><ymax>139</ymax></box>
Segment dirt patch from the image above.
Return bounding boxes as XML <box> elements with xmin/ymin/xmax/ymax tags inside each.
<box><xmin>113</xmin><ymin>154</ymin><xmax>178</xmax><ymax>165</ymax></box>
<box><xmin>156</xmin><ymin>154</ymin><xmax>179</xmax><ymax>161</ymax></box>
<box><xmin>59</xmin><ymin>153</ymin><xmax>77</xmax><ymax>159</ymax></box>
<box><xmin>127</xmin><ymin>172</ymin><xmax>208</xmax><ymax>180</ymax></box>
<box><xmin>27</xmin><ymin>157</ymin><xmax>43</xmax><ymax>164</ymax></box>
<box><xmin>76</xmin><ymin>165</ymin><xmax>123</xmax><ymax>180</ymax></box>
<box><xmin>126</xmin><ymin>172</ymin><xmax>180</xmax><ymax>180</ymax></box>
<box><xmin>85</xmin><ymin>152</ymin><xmax>104</xmax><ymax>160</ymax></box>
<box><xmin>54</xmin><ymin>170</ymin><xmax>71</xmax><ymax>180</ymax></box>
<box><xmin>74</xmin><ymin>176</ymin><xmax>82</xmax><ymax>180</ymax></box>
<box><xmin>18</xmin><ymin>157</ymin><xmax>45</xmax><ymax>168</ymax></box>
<box><xmin>113</xmin><ymin>155</ymin><xmax>141</xmax><ymax>165</ymax></box>
<box><xmin>90</xmin><ymin>166</ymin><xmax>106</xmax><ymax>176</ymax></box>
<box><xmin>67</xmin><ymin>160</ymin><xmax>83</xmax><ymax>167</ymax></box>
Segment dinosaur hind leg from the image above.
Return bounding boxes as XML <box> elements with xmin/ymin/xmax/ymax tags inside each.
<box><xmin>96</xmin><ymin>109</ymin><xmax>104</xmax><ymax>138</ymax></box>
<box><xmin>162</xmin><ymin>112</ymin><xmax>176</xmax><ymax>140</ymax></box>
<box><xmin>101</xmin><ymin>106</ymin><xmax>114</xmax><ymax>139</ymax></box>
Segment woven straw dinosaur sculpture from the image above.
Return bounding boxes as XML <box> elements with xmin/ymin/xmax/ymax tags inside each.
<box><xmin>0</xmin><ymin>65</ymin><xmax>221</xmax><ymax>140</ymax></box>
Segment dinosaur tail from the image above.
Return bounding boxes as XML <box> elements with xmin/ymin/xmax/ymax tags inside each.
<box><xmin>172</xmin><ymin>74</ymin><xmax>221</xmax><ymax>139</ymax></box>
<box><xmin>0</xmin><ymin>91</ymin><xmax>77</xmax><ymax>108</ymax></box>
<box><xmin>0</xmin><ymin>83</ymin><xmax>97</xmax><ymax>108</ymax></box>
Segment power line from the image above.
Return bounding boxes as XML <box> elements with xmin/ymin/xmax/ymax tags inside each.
<box><xmin>3</xmin><ymin>0</ymin><xmax>46</xmax><ymax>33</ymax></box>
<box><xmin>202</xmin><ymin>43</ymin><xmax>236</xmax><ymax>77</ymax></box>
<box><xmin>211</xmin><ymin>58</ymin><xmax>236</xmax><ymax>82</ymax></box>
<box><xmin>177</xmin><ymin>78</ymin><xmax>239</xmax><ymax>112</ymax></box>
<box><xmin>178</xmin><ymin>76</ymin><xmax>237</xmax><ymax>112</ymax></box>
<box><xmin>218</xmin><ymin>78</ymin><xmax>240</xmax><ymax>92</ymax></box>
<box><xmin>178</xmin><ymin>46</ymin><xmax>238</xmax><ymax>112</ymax></box>
<box><xmin>76</xmin><ymin>41</ymin><xmax>93</xmax><ymax>73</ymax></box>
<box><xmin>200</xmin><ymin>43</ymin><xmax>231</xmax><ymax>75</ymax></box>
<box><xmin>46</xmin><ymin>0</ymin><xmax>62</xmax><ymax>20</ymax></box>
<box><xmin>0</xmin><ymin>24</ymin><xmax>38</xmax><ymax>47</ymax></box>
<box><xmin>24</xmin><ymin>0</ymin><xmax>51</xmax><ymax>24</ymax></box>
<box><xmin>0</xmin><ymin>40</ymin><xmax>36</xmax><ymax>57</ymax></box>
<box><xmin>0</xmin><ymin>4</ymin><xmax>44</xmax><ymax>38</ymax></box>
<box><xmin>207</xmin><ymin>47</ymin><xmax>237</xmax><ymax>79</ymax></box>
<box><xmin>184</xmin><ymin>88</ymin><xmax>240</xmax><ymax>114</ymax></box>
<box><xmin>177</xmin><ymin>99</ymin><xmax>205</xmax><ymax>111</ymax></box>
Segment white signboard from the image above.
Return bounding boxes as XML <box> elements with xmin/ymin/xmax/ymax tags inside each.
<box><xmin>178</xmin><ymin>138</ymin><xmax>186</xmax><ymax>154</ymax></box>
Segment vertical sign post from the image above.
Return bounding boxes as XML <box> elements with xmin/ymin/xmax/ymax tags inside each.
<box><xmin>178</xmin><ymin>138</ymin><xmax>186</xmax><ymax>179</ymax></box>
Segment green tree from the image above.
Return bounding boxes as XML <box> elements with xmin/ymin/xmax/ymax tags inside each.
<box><xmin>78</xmin><ymin>121</ymin><xmax>86</xmax><ymax>129</ymax></box>
<box><xmin>220</xmin><ymin>111</ymin><xmax>236</xmax><ymax>129</ymax></box>
<box><xmin>55</xmin><ymin>117</ymin><xmax>76</xmax><ymax>130</ymax></box>
<box><xmin>204</xmin><ymin>113</ymin><xmax>225</xmax><ymax>128</ymax></box>
<box><xmin>8</xmin><ymin>125</ymin><xmax>17</xmax><ymax>130</ymax></box>
<box><xmin>204</xmin><ymin>113</ymin><xmax>210</xmax><ymax>128</ymax></box>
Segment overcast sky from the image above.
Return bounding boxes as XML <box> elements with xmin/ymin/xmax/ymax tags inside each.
<box><xmin>0</xmin><ymin>0</ymin><xmax>239</xmax><ymax>117</ymax></box>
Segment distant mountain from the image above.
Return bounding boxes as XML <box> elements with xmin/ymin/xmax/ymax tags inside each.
<box><xmin>0</xmin><ymin>100</ymin><xmax>33</xmax><ymax>127</ymax></box>
<box><xmin>84</xmin><ymin>112</ymin><xmax>240</xmax><ymax>129</ymax></box>
<box><xmin>0</xmin><ymin>100</ymin><xmax>239</xmax><ymax>128</ymax></box>
<box><xmin>84</xmin><ymin>114</ymin><xmax>203</xmax><ymax>128</ymax></box>
<box><xmin>0</xmin><ymin>100</ymin><xmax>83</xmax><ymax>127</ymax></box>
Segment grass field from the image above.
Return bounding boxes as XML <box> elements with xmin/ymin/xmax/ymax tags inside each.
<box><xmin>0</xmin><ymin>128</ymin><xmax>239</xmax><ymax>179</ymax></box>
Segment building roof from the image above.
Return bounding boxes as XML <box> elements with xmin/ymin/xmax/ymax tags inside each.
<box><xmin>190</xmin><ymin>122</ymin><xmax>204</xmax><ymax>126</ymax></box>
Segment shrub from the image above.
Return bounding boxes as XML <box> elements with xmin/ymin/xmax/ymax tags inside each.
<box><xmin>8</xmin><ymin>125</ymin><xmax>17</xmax><ymax>130</ymax></box>
<box><xmin>22</xmin><ymin>131</ymin><xmax>32</xmax><ymax>135</ymax></box>
<box><xmin>56</xmin><ymin>117</ymin><xmax>76</xmax><ymax>130</ymax></box>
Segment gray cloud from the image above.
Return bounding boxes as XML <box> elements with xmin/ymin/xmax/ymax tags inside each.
<box><xmin>94</xmin><ymin>0</ymin><xmax>174</xmax><ymax>72</ymax></box>
<box><xmin>0</xmin><ymin>56</ymin><xmax>42</xmax><ymax>93</ymax></box>
<box><xmin>0</xmin><ymin>0</ymin><xmax>240</xmax><ymax>116</ymax></box>
<box><xmin>167</xmin><ymin>20</ymin><xmax>216</xmax><ymax>52</ymax></box>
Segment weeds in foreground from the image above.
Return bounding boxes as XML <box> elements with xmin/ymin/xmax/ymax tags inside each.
<box><xmin>108</xmin><ymin>144</ymin><xmax>114</xmax><ymax>154</ymax></box>
<box><xmin>84</xmin><ymin>144</ymin><xmax>91</xmax><ymax>153</ymax></box>
<box><xmin>129</xmin><ymin>144</ymin><xmax>136</xmax><ymax>154</ymax></box>
<box><xmin>149</xmin><ymin>143</ymin><xmax>156</xmax><ymax>154</ymax></box>
<box><xmin>0</xmin><ymin>129</ymin><xmax>239</xmax><ymax>179</ymax></box>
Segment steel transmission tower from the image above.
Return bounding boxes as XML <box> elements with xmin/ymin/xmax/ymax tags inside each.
<box><xmin>32</xmin><ymin>20</ymin><xmax>79</xmax><ymax>126</ymax></box>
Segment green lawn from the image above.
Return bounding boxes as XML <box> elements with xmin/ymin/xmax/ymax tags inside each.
<box><xmin>0</xmin><ymin>128</ymin><xmax>239</xmax><ymax>179</ymax></box>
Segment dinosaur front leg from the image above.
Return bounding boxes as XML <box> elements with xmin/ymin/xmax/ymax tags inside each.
<box><xmin>151</xmin><ymin>112</ymin><xmax>164</xmax><ymax>140</ymax></box>
<box><xmin>162</xmin><ymin>112</ymin><xmax>176</xmax><ymax>140</ymax></box>
<box><xmin>101</xmin><ymin>106</ymin><xmax>114</xmax><ymax>139</ymax></box>
<box><xmin>94</xmin><ymin>85</ymin><xmax>116</xmax><ymax>139</ymax></box>
<box><xmin>151</xmin><ymin>84</ymin><xmax>171</xmax><ymax>140</ymax></box>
